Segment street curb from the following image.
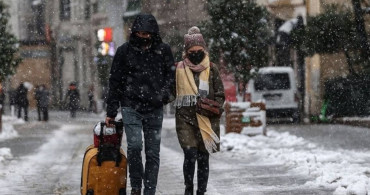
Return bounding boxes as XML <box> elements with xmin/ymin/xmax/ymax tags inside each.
<box><xmin>333</xmin><ymin>119</ymin><xmax>370</xmax><ymax>129</ymax></box>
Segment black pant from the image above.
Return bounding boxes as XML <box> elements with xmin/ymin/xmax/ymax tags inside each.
<box><xmin>42</xmin><ymin>107</ymin><xmax>48</xmax><ymax>121</ymax></box>
<box><xmin>122</xmin><ymin>107</ymin><xmax>163</xmax><ymax>195</ymax></box>
<box><xmin>37</xmin><ymin>106</ymin><xmax>41</xmax><ymax>121</ymax></box>
<box><xmin>183</xmin><ymin>148</ymin><xmax>209</xmax><ymax>193</ymax></box>
<box><xmin>17</xmin><ymin>106</ymin><xmax>28</xmax><ymax>121</ymax></box>
<box><xmin>38</xmin><ymin>106</ymin><xmax>48</xmax><ymax>121</ymax></box>
<box><xmin>70</xmin><ymin>109</ymin><xmax>76</xmax><ymax>118</ymax></box>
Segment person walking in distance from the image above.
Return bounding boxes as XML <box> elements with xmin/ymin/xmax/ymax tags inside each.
<box><xmin>16</xmin><ymin>83</ymin><xmax>29</xmax><ymax>121</ymax></box>
<box><xmin>88</xmin><ymin>85</ymin><xmax>96</xmax><ymax>113</ymax></box>
<box><xmin>37</xmin><ymin>84</ymin><xmax>49</xmax><ymax>121</ymax></box>
<box><xmin>173</xmin><ymin>26</ymin><xmax>225</xmax><ymax>195</ymax></box>
<box><xmin>0</xmin><ymin>85</ymin><xmax>5</xmax><ymax>115</ymax></box>
<box><xmin>9</xmin><ymin>88</ymin><xmax>17</xmax><ymax>117</ymax></box>
<box><xmin>65</xmin><ymin>82</ymin><xmax>80</xmax><ymax>118</ymax></box>
<box><xmin>105</xmin><ymin>13</ymin><xmax>175</xmax><ymax>195</ymax></box>
<box><xmin>34</xmin><ymin>85</ymin><xmax>42</xmax><ymax>121</ymax></box>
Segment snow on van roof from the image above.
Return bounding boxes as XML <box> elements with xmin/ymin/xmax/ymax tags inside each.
<box><xmin>258</xmin><ymin>67</ymin><xmax>294</xmax><ymax>74</ymax></box>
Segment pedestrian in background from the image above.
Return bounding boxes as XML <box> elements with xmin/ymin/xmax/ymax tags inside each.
<box><xmin>0</xmin><ymin>85</ymin><xmax>5</xmax><ymax>114</ymax></box>
<box><xmin>173</xmin><ymin>26</ymin><xmax>225</xmax><ymax>195</ymax></box>
<box><xmin>35</xmin><ymin>84</ymin><xmax>49</xmax><ymax>121</ymax></box>
<box><xmin>9</xmin><ymin>88</ymin><xmax>16</xmax><ymax>117</ymax></box>
<box><xmin>16</xmin><ymin>83</ymin><xmax>29</xmax><ymax>121</ymax></box>
<box><xmin>88</xmin><ymin>85</ymin><xmax>96</xmax><ymax>113</ymax></box>
<box><xmin>35</xmin><ymin>85</ymin><xmax>42</xmax><ymax>121</ymax></box>
<box><xmin>105</xmin><ymin>13</ymin><xmax>175</xmax><ymax>195</ymax></box>
<box><xmin>65</xmin><ymin>82</ymin><xmax>80</xmax><ymax>118</ymax></box>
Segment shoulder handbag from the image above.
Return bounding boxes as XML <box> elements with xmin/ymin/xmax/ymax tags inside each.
<box><xmin>185</xmin><ymin>62</ymin><xmax>223</xmax><ymax>117</ymax></box>
<box><xmin>196</xmin><ymin>96</ymin><xmax>223</xmax><ymax>117</ymax></box>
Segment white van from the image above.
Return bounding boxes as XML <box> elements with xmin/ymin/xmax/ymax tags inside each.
<box><xmin>245</xmin><ymin>67</ymin><xmax>300</xmax><ymax>122</ymax></box>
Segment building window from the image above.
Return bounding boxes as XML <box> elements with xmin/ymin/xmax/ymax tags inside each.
<box><xmin>60</xmin><ymin>0</ymin><xmax>71</xmax><ymax>21</ymax></box>
<box><xmin>32</xmin><ymin>2</ymin><xmax>45</xmax><ymax>37</ymax></box>
<box><xmin>127</xmin><ymin>0</ymin><xmax>141</xmax><ymax>12</ymax></box>
<box><xmin>85</xmin><ymin>0</ymin><xmax>91</xmax><ymax>20</ymax></box>
<box><xmin>92</xmin><ymin>2</ymin><xmax>98</xmax><ymax>14</ymax></box>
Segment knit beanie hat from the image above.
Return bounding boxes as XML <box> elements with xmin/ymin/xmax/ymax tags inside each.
<box><xmin>184</xmin><ymin>26</ymin><xmax>207</xmax><ymax>51</ymax></box>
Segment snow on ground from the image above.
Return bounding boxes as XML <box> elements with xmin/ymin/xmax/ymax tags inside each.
<box><xmin>0</xmin><ymin>116</ymin><xmax>369</xmax><ymax>194</ymax></box>
<box><xmin>0</xmin><ymin>124</ymin><xmax>86</xmax><ymax>194</ymax></box>
<box><xmin>0</xmin><ymin>115</ymin><xmax>24</xmax><ymax>167</ymax></box>
<box><xmin>0</xmin><ymin>148</ymin><xmax>12</xmax><ymax>163</ymax></box>
<box><xmin>162</xmin><ymin>117</ymin><xmax>176</xmax><ymax>129</ymax></box>
<box><xmin>0</xmin><ymin>115</ymin><xmax>23</xmax><ymax>141</ymax></box>
<box><xmin>2</xmin><ymin>115</ymin><xmax>26</xmax><ymax>124</ymax></box>
<box><xmin>221</xmin><ymin>125</ymin><xmax>370</xmax><ymax>195</ymax></box>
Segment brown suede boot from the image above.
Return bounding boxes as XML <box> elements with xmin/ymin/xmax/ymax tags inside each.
<box><xmin>131</xmin><ymin>188</ymin><xmax>141</xmax><ymax>195</ymax></box>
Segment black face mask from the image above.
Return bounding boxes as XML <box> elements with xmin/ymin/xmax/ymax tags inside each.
<box><xmin>135</xmin><ymin>35</ymin><xmax>152</xmax><ymax>46</ymax></box>
<box><xmin>188</xmin><ymin>50</ymin><xmax>205</xmax><ymax>65</ymax></box>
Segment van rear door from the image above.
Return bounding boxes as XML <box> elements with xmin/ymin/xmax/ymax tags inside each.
<box><xmin>252</xmin><ymin>72</ymin><xmax>296</xmax><ymax>109</ymax></box>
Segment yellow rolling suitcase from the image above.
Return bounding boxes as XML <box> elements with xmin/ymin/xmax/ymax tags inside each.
<box><xmin>81</xmin><ymin>122</ymin><xmax>127</xmax><ymax>195</ymax></box>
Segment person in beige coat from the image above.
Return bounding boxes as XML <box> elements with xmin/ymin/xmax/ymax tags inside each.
<box><xmin>173</xmin><ymin>26</ymin><xmax>225</xmax><ymax>195</ymax></box>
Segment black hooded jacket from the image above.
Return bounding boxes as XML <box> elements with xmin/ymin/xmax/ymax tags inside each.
<box><xmin>106</xmin><ymin>14</ymin><xmax>175</xmax><ymax>117</ymax></box>
<box><xmin>16</xmin><ymin>84</ymin><xmax>29</xmax><ymax>107</ymax></box>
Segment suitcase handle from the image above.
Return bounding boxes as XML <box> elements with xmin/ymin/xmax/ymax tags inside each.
<box><xmin>100</xmin><ymin>121</ymin><xmax>123</xmax><ymax>129</ymax></box>
<box><xmin>100</xmin><ymin>121</ymin><xmax>124</xmax><ymax>135</ymax></box>
<box><xmin>97</xmin><ymin>120</ymin><xmax>124</xmax><ymax>167</ymax></box>
<box><xmin>99</xmin><ymin>120</ymin><xmax>124</xmax><ymax>137</ymax></box>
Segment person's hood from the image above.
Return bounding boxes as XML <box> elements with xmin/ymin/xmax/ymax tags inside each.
<box><xmin>129</xmin><ymin>13</ymin><xmax>162</xmax><ymax>47</ymax></box>
<box><xmin>131</xmin><ymin>14</ymin><xmax>159</xmax><ymax>33</ymax></box>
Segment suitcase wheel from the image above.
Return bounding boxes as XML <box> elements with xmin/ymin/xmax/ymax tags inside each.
<box><xmin>86</xmin><ymin>189</ymin><xmax>94</xmax><ymax>195</ymax></box>
<box><xmin>119</xmin><ymin>188</ymin><xmax>126</xmax><ymax>195</ymax></box>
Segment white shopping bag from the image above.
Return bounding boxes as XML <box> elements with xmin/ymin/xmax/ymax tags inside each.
<box><xmin>93</xmin><ymin>122</ymin><xmax>116</xmax><ymax>135</ymax></box>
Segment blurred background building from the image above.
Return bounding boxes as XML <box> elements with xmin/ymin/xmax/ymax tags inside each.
<box><xmin>260</xmin><ymin>0</ymin><xmax>368</xmax><ymax>117</ymax></box>
<box><xmin>7</xmin><ymin>0</ymin><xmax>51</xmax><ymax>108</ymax></box>
<box><xmin>4</xmin><ymin>0</ymin><xmax>370</xmax><ymax>118</ymax></box>
<box><xmin>6</xmin><ymin>0</ymin><xmax>125</xmax><ymax>110</ymax></box>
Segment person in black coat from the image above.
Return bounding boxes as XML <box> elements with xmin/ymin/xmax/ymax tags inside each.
<box><xmin>16</xmin><ymin>83</ymin><xmax>29</xmax><ymax>121</ymax></box>
<box><xmin>35</xmin><ymin>85</ymin><xmax>42</xmax><ymax>120</ymax></box>
<box><xmin>105</xmin><ymin>13</ymin><xmax>175</xmax><ymax>195</ymax></box>
<box><xmin>88</xmin><ymin>85</ymin><xmax>96</xmax><ymax>113</ymax></box>
<box><xmin>0</xmin><ymin>86</ymin><xmax>5</xmax><ymax>114</ymax></box>
<box><xmin>65</xmin><ymin>82</ymin><xmax>80</xmax><ymax>118</ymax></box>
<box><xmin>35</xmin><ymin>84</ymin><xmax>49</xmax><ymax>121</ymax></box>
<box><xmin>8</xmin><ymin>89</ymin><xmax>17</xmax><ymax>117</ymax></box>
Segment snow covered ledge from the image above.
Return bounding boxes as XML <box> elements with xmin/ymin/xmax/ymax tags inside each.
<box><xmin>334</xmin><ymin>116</ymin><xmax>370</xmax><ymax>128</ymax></box>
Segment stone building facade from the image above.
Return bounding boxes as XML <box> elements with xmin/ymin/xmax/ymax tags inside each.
<box><xmin>7</xmin><ymin>0</ymin><xmax>51</xmax><ymax>108</ymax></box>
<box><xmin>7</xmin><ymin>0</ymin><xmax>365</xmax><ymax>116</ymax></box>
<box><xmin>44</xmin><ymin>0</ymin><xmax>125</xmax><ymax>110</ymax></box>
<box><xmin>7</xmin><ymin>0</ymin><xmax>126</xmax><ymax>110</ymax></box>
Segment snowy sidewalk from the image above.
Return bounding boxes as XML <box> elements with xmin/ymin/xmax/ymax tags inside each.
<box><xmin>0</xmin><ymin>114</ymin><xmax>369</xmax><ymax>194</ymax></box>
<box><xmin>158</xmin><ymin>118</ymin><xmax>333</xmax><ymax>195</ymax></box>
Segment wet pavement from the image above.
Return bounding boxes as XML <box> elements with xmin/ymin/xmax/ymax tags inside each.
<box><xmin>3</xmin><ymin>111</ymin><xmax>367</xmax><ymax>194</ymax></box>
